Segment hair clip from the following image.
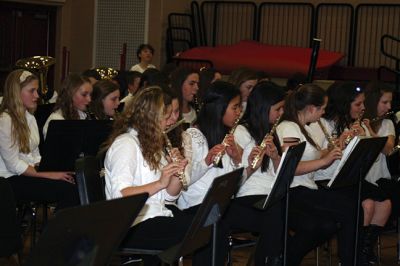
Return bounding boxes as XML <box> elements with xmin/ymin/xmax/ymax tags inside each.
<box><xmin>19</xmin><ymin>70</ymin><xmax>33</xmax><ymax>83</ymax></box>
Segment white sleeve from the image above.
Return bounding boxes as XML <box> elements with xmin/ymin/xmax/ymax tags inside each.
<box><xmin>186</xmin><ymin>128</ymin><xmax>212</xmax><ymax>185</ymax></box>
<box><xmin>0</xmin><ymin>114</ymin><xmax>29</xmax><ymax>175</ymax></box>
<box><xmin>379</xmin><ymin>119</ymin><xmax>395</xmax><ymax>137</ymax></box>
<box><xmin>105</xmin><ymin>137</ymin><xmax>138</xmax><ymax>199</ymax></box>
<box><xmin>234</xmin><ymin>125</ymin><xmax>252</xmax><ymax>149</ymax></box>
<box><xmin>276</xmin><ymin>121</ymin><xmax>303</xmax><ymax>143</ymax></box>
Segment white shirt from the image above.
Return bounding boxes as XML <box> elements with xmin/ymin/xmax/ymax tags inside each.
<box><xmin>104</xmin><ymin>128</ymin><xmax>176</xmax><ymax>226</ymax></box>
<box><xmin>177</xmin><ymin>127</ymin><xmax>241</xmax><ymax>209</ymax></box>
<box><xmin>129</xmin><ymin>64</ymin><xmax>156</xmax><ymax>73</ymax></box>
<box><xmin>365</xmin><ymin>119</ymin><xmax>395</xmax><ymax>185</ymax></box>
<box><xmin>120</xmin><ymin>92</ymin><xmax>134</xmax><ymax>104</ymax></box>
<box><xmin>276</xmin><ymin>121</ymin><xmax>319</xmax><ymax>189</ymax></box>
<box><xmin>43</xmin><ymin>109</ymin><xmax>87</xmax><ymax>139</ymax></box>
<box><xmin>309</xmin><ymin>118</ymin><xmax>340</xmax><ymax>181</ymax></box>
<box><xmin>0</xmin><ymin>111</ymin><xmax>41</xmax><ymax>178</ymax></box>
<box><xmin>182</xmin><ymin>107</ymin><xmax>197</xmax><ymax>125</ymax></box>
<box><xmin>235</xmin><ymin>125</ymin><xmax>277</xmax><ymax>197</ymax></box>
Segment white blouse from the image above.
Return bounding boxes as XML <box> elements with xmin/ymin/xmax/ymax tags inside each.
<box><xmin>104</xmin><ymin>128</ymin><xmax>176</xmax><ymax>226</ymax></box>
<box><xmin>177</xmin><ymin>127</ymin><xmax>241</xmax><ymax>209</ymax></box>
<box><xmin>43</xmin><ymin>109</ymin><xmax>87</xmax><ymax>139</ymax></box>
<box><xmin>276</xmin><ymin>121</ymin><xmax>319</xmax><ymax>189</ymax></box>
<box><xmin>235</xmin><ymin>125</ymin><xmax>277</xmax><ymax>197</ymax></box>
<box><xmin>365</xmin><ymin>119</ymin><xmax>395</xmax><ymax>185</ymax></box>
<box><xmin>129</xmin><ymin>63</ymin><xmax>156</xmax><ymax>73</ymax></box>
<box><xmin>0</xmin><ymin>111</ymin><xmax>41</xmax><ymax>178</ymax></box>
<box><xmin>182</xmin><ymin>107</ymin><xmax>197</xmax><ymax>125</ymax></box>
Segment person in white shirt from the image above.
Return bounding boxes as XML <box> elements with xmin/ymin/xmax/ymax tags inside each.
<box><xmin>43</xmin><ymin>73</ymin><xmax>93</xmax><ymax>138</ymax></box>
<box><xmin>0</xmin><ymin>69</ymin><xmax>79</xmax><ymax>209</ymax></box>
<box><xmin>276</xmin><ymin>84</ymin><xmax>356</xmax><ymax>266</ymax></box>
<box><xmin>233</xmin><ymin>81</ymin><xmax>285</xmax><ymax>265</ymax></box>
<box><xmin>170</xmin><ymin>67</ymin><xmax>199</xmax><ymax>125</ymax></box>
<box><xmin>177</xmin><ymin>81</ymin><xmax>243</xmax><ymax>265</ymax></box>
<box><xmin>129</xmin><ymin>44</ymin><xmax>156</xmax><ymax>73</ymax></box>
<box><xmin>102</xmin><ymin>86</ymin><xmax>213</xmax><ymax>265</ymax></box>
<box><xmin>362</xmin><ymin>82</ymin><xmax>394</xmax><ymax>263</ymax></box>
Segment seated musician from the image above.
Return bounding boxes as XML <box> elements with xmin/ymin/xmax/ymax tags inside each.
<box><xmin>89</xmin><ymin>80</ymin><xmax>120</xmax><ymax>120</ymax></box>
<box><xmin>0</xmin><ymin>69</ymin><xmax>79</xmax><ymax>209</ymax></box>
<box><xmin>43</xmin><ymin>73</ymin><xmax>93</xmax><ymax>138</ymax></box>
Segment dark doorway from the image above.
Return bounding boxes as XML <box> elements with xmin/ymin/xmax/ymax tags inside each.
<box><xmin>0</xmin><ymin>2</ymin><xmax>57</xmax><ymax>95</ymax></box>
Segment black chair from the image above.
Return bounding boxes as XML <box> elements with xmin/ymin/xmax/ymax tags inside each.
<box><xmin>0</xmin><ymin>177</ymin><xmax>22</xmax><ymax>262</ymax></box>
<box><xmin>74</xmin><ymin>156</ymin><xmax>243</xmax><ymax>265</ymax></box>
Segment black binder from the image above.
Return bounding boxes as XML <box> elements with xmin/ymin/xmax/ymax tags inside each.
<box><xmin>39</xmin><ymin>120</ymin><xmax>113</xmax><ymax>171</ymax></box>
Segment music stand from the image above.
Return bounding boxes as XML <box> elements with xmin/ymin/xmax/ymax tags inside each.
<box><xmin>253</xmin><ymin>142</ymin><xmax>306</xmax><ymax>266</ymax></box>
<box><xmin>157</xmin><ymin>167</ymin><xmax>244</xmax><ymax>266</ymax></box>
<box><xmin>326</xmin><ymin>136</ymin><xmax>387</xmax><ymax>266</ymax></box>
<box><xmin>24</xmin><ymin>193</ymin><xmax>148</xmax><ymax>266</ymax></box>
<box><xmin>38</xmin><ymin>120</ymin><xmax>113</xmax><ymax>171</ymax></box>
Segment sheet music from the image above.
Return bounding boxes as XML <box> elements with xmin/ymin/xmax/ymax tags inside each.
<box><xmin>327</xmin><ymin>136</ymin><xmax>364</xmax><ymax>187</ymax></box>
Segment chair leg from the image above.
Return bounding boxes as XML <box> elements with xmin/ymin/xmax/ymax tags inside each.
<box><xmin>377</xmin><ymin>235</ymin><xmax>381</xmax><ymax>265</ymax></box>
<box><xmin>31</xmin><ymin>204</ymin><xmax>37</xmax><ymax>251</ymax></box>
<box><xmin>315</xmin><ymin>247</ymin><xmax>320</xmax><ymax>266</ymax></box>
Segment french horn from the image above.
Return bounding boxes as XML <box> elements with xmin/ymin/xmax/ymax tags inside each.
<box><xmin>94</xmin><ymin>67</ymin><xmax>119</xmax><ymax>80</ymax></box>
<box><xmin>15</xmin><ymin>56</ymin><xmax>55</xmax><ymax>101</ymax></box>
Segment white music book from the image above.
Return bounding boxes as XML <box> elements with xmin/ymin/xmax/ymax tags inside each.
<box><xmin>327</xmin><ymin>136</ymin><xmax>365</xmax><ymax>187</ymax></box>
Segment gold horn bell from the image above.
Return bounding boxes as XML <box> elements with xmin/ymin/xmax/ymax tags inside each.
<box><xmin>15</xmin><ymin>56</ymin><xmax>55</xmax><ymax>100</ymax></box>
<box><xmin>94</xmin><ymin>67</ymin><xmax>119</xmax><ymax>80</ymax></box>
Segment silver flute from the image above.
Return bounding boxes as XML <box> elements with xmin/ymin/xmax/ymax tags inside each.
<box><xmin>212</xmin><ymin>117</ymin><xmax>241</xmax><ymax>167</ymax></box>
<box><xmin>250</xmin><ymin>116</ymin><xmax>281</xmax><ymax>169</ymax></box>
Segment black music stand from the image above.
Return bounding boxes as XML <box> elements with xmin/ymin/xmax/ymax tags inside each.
<box><xmin>253</xmin><ymin>142</ymin><xmax>306</xmax><ymax>266</ymax></box>
<box><xmin>24</xmin><ymin>193</ymin><xmax>148</xmax><ymax>266</ymax></box>
<box><xmin>326</xmin><ymin>136</ymin><xmax>387</xmax><ymax>266</ymax></box>
<box><xmin>157</xmin><ymin>168</ymin><xmax>244</xmax><ymax>266</ymax></box>
<box><xmin>38</xmin><ymin>120</ymin><xmax>113</xmax><ymax>171</ymax></box>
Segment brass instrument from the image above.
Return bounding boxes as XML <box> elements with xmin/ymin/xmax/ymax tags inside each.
<box><xmin>371</xmin><ymin>111</ymin><xmax>394</xmax><ymax>123</ymax></box>
<box><xmin>94</xmin><ymin>67</ymin><xmax>119</xmax><ymax>80</ymax></box>
<box><xmin>163</xmin><ymin>132</ymin><xmax>188</xmax><ymax>190</ymax></box>
<box><xmin>317</xmin><ymin>119</ymin><xmax>336</xmax><ymax>150</ymax></box>
<box><xmin>212</xmin><ymin>117</ymin><xmax>241</xmax><ymax>167</ymax></box>
<box><xmin>250</xmin><ymin>116</ymin><xmax>281</xmax><ymax>169</ymax></box>
<box><xmin>15</xmin><ymin>56</ymin><xmax>55</xmax><ymax>101</ymax></box>
<box><xmin>344</xmin><ymin>110</ymin><xmax>364</xmax><ymax>145</ymax></box>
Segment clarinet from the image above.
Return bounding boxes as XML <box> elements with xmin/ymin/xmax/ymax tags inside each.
<box><xmin>212</xmin><ymin>117</ymin><xmax>241</xmax><ymax>167</ymax></box>
<box><xmin>370</xmin><ymin>111</ymin><xmax>394</xmax><ymax>123</ymax></box>
<box><xmin>250</xmin><ymin>116</ymin><xmax>281</xmax><ymax>169</ymax></box>
<box><xmin>163</xmin><ymin>132</ymin><xmax>188</xmax><ymax>190</ymax></box>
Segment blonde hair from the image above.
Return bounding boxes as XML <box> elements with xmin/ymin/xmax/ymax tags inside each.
<box><xmin>101</xmin><ymin>86</ymin><xmax>172</xmax><ymax>170</ymax></box>
<box><xmin>0</xmin><ymin>69</ymin><xmax>38</xmax><ymax>153</ymax></box>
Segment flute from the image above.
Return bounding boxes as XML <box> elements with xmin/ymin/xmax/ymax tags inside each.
<box><xmin>317</xmin><ymin>119</ymin><xmax>336</xmax><ymax>150</ymax></box>
<box><xmin>212</xmin><ymin>117</ymin><xmax>241</xmax><ymax>167</ymax></box>
<box><xmin>371</xmin><ymin>111</ymin><xmax>394</xmax><ymax>123</ymax></box>
<box><xmin>163</xmin><ymin>132</ymin><xmax>188</xmax><ymax>190</ymax></box>
<box><xmin>250</xmin><ymin>116</ymin><xmax>281</xmax><ymax>169</ymax></box>
<box><xmin>344</xmin><ymin>110</ymin><xmax>364</xmax><ymax>145</ymax></box>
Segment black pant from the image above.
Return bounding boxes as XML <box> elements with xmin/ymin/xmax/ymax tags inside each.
<box><xmin>7</xmin><ymin>175</ymin><xmax>79</xmax><ymax>209</ymax></box>
<box><xmin>121</xmin><ymin>209</ymin><xmax>211</xmax><ymax>266</ymax></box>
<box><xmin>288</xmin><ymin>186</ymin><xmax>357</xmax><ymax>266</ymax></box>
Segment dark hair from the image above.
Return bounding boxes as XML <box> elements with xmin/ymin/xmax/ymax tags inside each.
<box><xmin>255</xmin><ymin>71</ymin><xmax>270</xmax><ymax>82</ymax></box>
<box><xmin>126</xmin><ymin>71</ymin><xmax>142</xmax><ymax>85</ymax></box>
<box><xmin>283</xmin><ymin>83</ymin><xmax>326</xmax><ymax>149</ymax></box>
<box><xmin>286</xmin><ymin>72</ymin><xmax>307</xmax><ymax>91</ymax></box>
<box><xmin>197</xmin><ymin>81</ymin><xmax>240</xmax><ymax>149</ymax></box>
<box><xmin>170</xmin><ymin>67</ymin><xmax>198</xmax><ymax>110</ymax></box>
<box><xmin>90</xmin><ymin>80</ymin><xmax>119</xmax><ymax>120</ymax></box>
<box><xmin>82</xmin><ymin>69</ymin><xmax>101</xmax><ymax>81</ymax></box>
<box><xmin>199</xmin><ymin>68</ymin><xmax>220</xmax><ymax>100</ymax></box>
<box><xmin>243</xmin><ymin>81</ymin><xmax>285</xmax><ymax>172</ymax></box>
<box><xmin>324</xmin><ymin>81</ymin><xmax>365</xmax><ymax>136</ymax></box>
<box><xmin>228</xmin><ymin>67</ymin><xmax>258</xmax><ymax>87</ymax></box>
<box><xmin>136</xmin><ymin>44</ymin><xmax>154</xmax><ymax>61</ymax></box>
<box><xmin>364</xmin><ymin>81</ymin><xmax>393</xmax><ymax>132</ymax></box>
<box><xmin>139</xmin><ymin>68</ymin><xmax>169</xmax><ymax>89</ymax></box>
